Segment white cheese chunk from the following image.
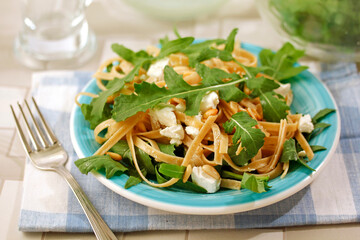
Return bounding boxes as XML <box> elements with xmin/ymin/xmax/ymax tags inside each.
<box><xmin>298</xmin><ymin>150</ymin><xmax>307</xmax><ymax>157</ymax></box>
<box><xmin>175</xmin><ymin>102</ymin><xmax>186</xmax><ymax>112</ymax></box>
<box><xmin>299</xmin><ymin>114</ymin><xmax>314</xmax><ymax>133</ymax></box>
<box><xmin>149</xmin><ymin>106</ymin><xmax>177</xmax><ymax>127</ymax></box>
<box><xmin>191</xmin><ymin>166</ymin><xmax>220</xmax><ymax>193</ymax></box>
<box><xmin>160</xmin><ymin>125</ymin><xmax>184</xmax><ymax>146</ymax></box>
<box><xmin>185</xmin><ymin>126</ymin><xmax>200</xmax><ymax>137</ymax></box>
<box><xmin>147</xmin><ymin>58</ymin><xmax>169</xmax><ymax>78</ymax></box>
<box><xmin>274</xmin><ymin>83</ymin><xmax>291</xmax><ymax>97</ymax></box>
<box><xmin>200</xmin><ymin>91</ymin><xmax>219</xmax><ymax>113</ymax></box>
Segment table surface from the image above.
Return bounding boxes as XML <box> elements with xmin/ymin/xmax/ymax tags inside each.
<box><xmin>1</xmin><ymin>0</ymin><xmax>359</xmax><ymax>239</ymax></box>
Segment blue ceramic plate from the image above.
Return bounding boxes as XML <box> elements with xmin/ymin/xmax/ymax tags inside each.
<box><xmin>70</xmin><ymin>42</ymin><xmax>340</xmax><ymax>215</ymax></box>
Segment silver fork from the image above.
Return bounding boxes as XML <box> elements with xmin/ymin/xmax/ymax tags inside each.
<box><xmin>11</xmin><ymin>97</ymin><xmax>118</xmax><ymax>240</ymax></box>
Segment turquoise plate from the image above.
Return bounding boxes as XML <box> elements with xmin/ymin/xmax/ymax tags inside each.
<box><xmin>70</xmin><ymin>42</ymin><xmax>340</xmax><ymax>215</ymax></box>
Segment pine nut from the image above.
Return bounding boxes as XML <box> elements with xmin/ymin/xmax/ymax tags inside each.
<box><xmin>203</xmin><ymin>109</ymin><xmax>218</xmax><ymax>119</ymax></box>
<box><xmin>106</xmin><ymin>152</ymin><xmax>122</xmax><ymax>161</ymax></box>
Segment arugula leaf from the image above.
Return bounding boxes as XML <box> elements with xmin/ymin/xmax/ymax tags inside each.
<box><xmin>111</xmin><ymin>44</ymin><xmax>153</xmax><ymax>66</ymax></box>
<box><xmin>312</xmin><ymin>108</ymin><xmax>335</xmax><ymax>123</ymax></box>
<box><xmin>173</xmin><ymin>26</ymin><xmax>181</xmax><ymax>38</ymax></box>
<box><xmin>155</xmin><ymin>165</ymin><xmax>207</xmax><ymax>193</ymax></box>
<box><xmin>157</xmin><ymin>37</ymin><xmax>194</xmax><ymax>59</ymax></box>
<box><xmin>112</xmin><ymin>65</ymin><xmax>247</xmax><ymax>121</ymax></box>
<box><xmin>75</xmin><ymin>155</ymin><xmax>127</xmax><ymax>179</ymax></box>
<box><xmin>196</xmin><ymin>63</ymin><xmax>247</xmax><ymax>103</ymax></box>
<box><xmin>259</xmin><ymin>90</ymin><xmax>290</xmax><ymax>122</ymax></box>
<box><xmin>125</xmin><ymin>176</ymin><xmax>142</xmax><ymax>189</ymax></box>
<box><xmin>280</xmin><ymin>139</ymin><xmax>299</xmax><ymax>162</ymax></box>
<box><xmin>223</xmin><ymin>112</ymin><xmax>265</xmax><ymax>159</ymax></box>
<box><xmin>158</xmin><ymin>163</ymin><xmax>186</xmax><ymax>179</ymax></box>
<box><xmin>314</xmin><ymin>122</ymin><xmax>331</xmax><ymax>130</ymax></box>
<box><xmin>311</xmin><ymin>145</ymin><xmax>327</xmax><ymax>152</ymax></box>
<box><xmin>259</xmin><ymin>42</ymin><xmax>308</xmax><ymax>81</ymax></box>
<box><xmin>227</xmin><ymin>144</ymin><xmax>252</xmax><ymax>166</ymax></box>
<box><xmin>183</xmin><ymin>39</ymin><xmax>226</xmax><ymax>67</ymax></box>
<box><xmin>221</xmin><ymin>170</ymin><xmax>243</xmax><ymax>180</ymax></box>
<box><xmin>110</xmin><ymin>140</ymin><xmax>155</xmax><ymax>174</ymax></box>
<box><xmin>224</xmin><ymin>28</ymin><xmax>238</xmax><ymax>53</ymax></box>
<box><xmin>241</xmin><ymin>173</ymin><xmax>270</xmax><ymax>193</ymax></box>
<box><xmin>81</xmin><ymin>102</ymin><xmax>112</xmax><ymax>129</ymax></box>
<box><xmin>280</xmin><ymin>139</ymin><xmax>315</xmax><ymax>171</ymax></box>
<box><xmin>195</xmin><ymin>48</ymin><xmax>233</xmax><ymax>63</ymax></box>
<box><xmin>246</xmin><ymin>76</ymin><xmax>280</xmax><ymax>97</ymax></box>
<box><xmin>158</xmin><ymin>143</ymin><xmax>176</xmax><ymax>156</ymax></box>
<box><xmin>175</xmin><ymin>181</ymin><xmax>207</xmax><ymax>193</ymax></box>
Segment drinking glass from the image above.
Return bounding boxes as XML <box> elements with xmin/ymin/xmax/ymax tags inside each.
<box><xmin>14</xmin><ymin>0</ymin><xmax>96</xmax><ymax>69</ymax></box>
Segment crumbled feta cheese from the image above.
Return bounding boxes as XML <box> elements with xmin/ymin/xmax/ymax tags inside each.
<box><xmin>175</xmin><ymin>101</ymin><xmax>186</xmax><ymax>112</ymax></box>
<box><xmin>160</xmin><ymin>125</ymin><xmax>184</xmax><ymax>146</ymax></box>
<box><xmin>147</xmin><ymin>58</ymin><xmax>169</xmax><ymax>78</ymax></box>
<box><xmin>298</xmin><ymin>150</ymin><xmax>307</xmax><ymax>157</ymax></box>
<box><xmin>149</xmin><ymin>106</ymin><xmax>177</xmax><ymax>127</ymax></box>
<box><xmin>274</xmin><ymin>83</ymin><xmax>291</xmax><ymax>97</ymax></box>
<box><xmin>299</xmin><ymin>114</ymin><xmax>314</xmax><ymax>133</ymax></box>
<box><xmin>191</xmin><ymin>166</ymin><xmax>220</xmax><ymax>193</ymax></box>
<box><xmin>185</xmin><ymin>126</ymin><xmax>200</xmax><ymax>137</ymax></box>
<box><xmin>195</xmin><ymin>112</ymin><xmax>202</xmax><ymax>121</ymax></box>
<box><xmin>200</xmin><ymin>91</ymin><xmax>219</xmax><ymax>113</ymax></box>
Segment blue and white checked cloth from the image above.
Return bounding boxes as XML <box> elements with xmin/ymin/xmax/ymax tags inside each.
<box><xmin>19</xmin><ymin>64</ymin><xmax>360</xmax><ymax>232</ymax></box>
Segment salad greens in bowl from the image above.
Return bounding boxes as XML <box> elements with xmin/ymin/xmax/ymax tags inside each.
<box><xmin>70</xmin><ymin>29</ymin><xmax>340</xmax><ymax>214</ymax></box>
<box><xmin>256</xmin><ymin>0</ymin><xmax>360</xmax><ymax>61</ymax></box>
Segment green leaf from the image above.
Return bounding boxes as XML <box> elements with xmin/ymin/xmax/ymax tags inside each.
<box><xmin>224</xmin><ymin>28</ymin><xmax>238</xmax><ymax>53</ymax></box>
<box><xmin>223</xmin><ymin>111</ymin><xmax>265</xmax><ymax>159</ymax></box>
<box><xmin>196</xmin><ymin>64</ymin><xmax>247</xmax><ymax>103</ymax></box>
<box><xmin>124</xmin><ymin>176</ymin><xmax>142</xmax><ymax>189</ymax></box>
<box><xmin>260</xmin><ymin>90</ymin><xmax>290</xmax><ymax>122</ymax></box>
<box><xmin>112</xmin><ymin>65</ymin><xmax>247</xmax><ymax>121</ymax></box>
<box><xmin>111</xmin><ymin>44</ymin><xmax>153</xmax><ymax>66</ymax></box>
<box><xmin>75</xmin><ymin>155</ymin><xmax>127</xmax><ymax>179</ymax></box>
<box><xmin>110</xmin><ymin>140</ymin><xmax>155</xmax><ymax>174</ymax></box>
<box><xmin>259</xmin><ymin>42</ymin><xmax>308</xmax><ymax>81</ymax></box>
<box><xmin>314</xmin><ymin>122</ymin><xmax>331</xmax><ymax>130</ymax></box>
<box><xmin>155</xmin><ymin>165</ymin><xmax>207</xmax><ymax>193</ymax></box>
<box><xmin>227</xmin><ymin>144</ymin><xmax>252</xmax><ymax>166</ymax></box>
<box><xmin>280</xmin><ymin>139</ymin><xmax>299</xmax><ymax>162</ymax></box>
<box><xmin>183</xmin><ymin>39</ymin><xmax>226</xmax><ymax>67</ymax></box>
<box><xmin>157</xmin><ymin>37</ymin><xmax>194</xmax><ymax>59</ymax></box>
<box><xmin>311</xmin><ymin>145</ymin><xmax>327</xmax><ymax>152</ymax></box>
<box><xmin>246</xmin><ymin>76</ymin><xmax>280</xmax><ymax>97</ymax></box>
<box><xmin>298</xmin><ymin>157</ymin><xmax>316</xmax><ymax>171</ymax></box>
<box><xmin>155</xmin><ymin>165</ymin><xmax>168</xmax><ymax>184</ymax></box>
<box><xmin>81</xmin><ymin>102</ymin><xmax>112</xmax><ymax>129</ymax></box>
<box><xmin>280</xmin><ymin>139</ymin><xmax>315</xmax><ymax>171</ymax></box>
<box><xmin>312</xmin><ymin>108</ymin><xmax>335</xmax><ymax>123</ymax></box>
<box><xmin>158</xmin><ymin>163</ymin><xmax>186</xmax><ymax>179</ymax></box>
<box><xmin>195</xmin><ymin>48</ymin><xmax>233</xmax><ymax>63</ymax></box>
<box><xmin>241</xmin><ymin>173</ymin><xmax>270</xmax><ymax>193</ymax></box>
<box><xmin>158</xmin><ymin>143</ymin><xmax>176</xmax><ymax>156</ymax></box>
<box><xmin>221</xmin><ymin>170</ymin><xmax>243</xmax><ymax>180</ymax></box>
<box><xmin>175</xmin><ymin>181</ymin><xmax>207</xmax><ymax>193</ymax></box>
<box><xmin>173</xmin><ymin>26</ymin><xmax>181</xmax><ymax>38</ymax></box>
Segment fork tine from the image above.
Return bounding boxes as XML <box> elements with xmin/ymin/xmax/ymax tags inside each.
<box><xmin>31</xmin><ymin>97</ymin><xmax>58</xmax><ymax>144</ymax></box>
<box><xmin>10</xmin><ymin>105</ymin><xmax>33</xmax><ymax>153</ymax></box>
<box><xmin>17</xmin><ymin>102</ymin><xmax>42</xmax><ymax>151</ymax></box>
<box><xmin>24</xmin><ymin>100</ymin><xmax>49</xmax><ymax>148</ymax></box>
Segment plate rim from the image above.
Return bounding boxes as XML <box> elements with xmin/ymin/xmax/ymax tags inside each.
<box><xmin>69</xmin><ymin>43</ymin><xmax>341</xmax><ymax>215</ymax></box>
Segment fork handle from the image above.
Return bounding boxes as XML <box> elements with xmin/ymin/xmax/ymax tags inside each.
<box><xmin>55</xmin><ymin>166</ymin><xmax>118</xmax><ymax>240</ymax></box>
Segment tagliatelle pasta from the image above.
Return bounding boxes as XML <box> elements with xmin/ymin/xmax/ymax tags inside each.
<box><xmin>74</xmin><ymin>29</ymin><xmax>332</xmax><ymax>194</ymax></box>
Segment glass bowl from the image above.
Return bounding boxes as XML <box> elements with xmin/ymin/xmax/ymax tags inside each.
<box><xmin>256</xmin><ymin>0</ymin><xmax>360</xmax><ymax>62</ymax></box>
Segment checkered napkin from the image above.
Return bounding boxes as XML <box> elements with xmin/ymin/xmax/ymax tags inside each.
<box><xmin>19</xmin><ymin>64</ymin><xmax>360</xmax><ymax>232</ymax></box>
